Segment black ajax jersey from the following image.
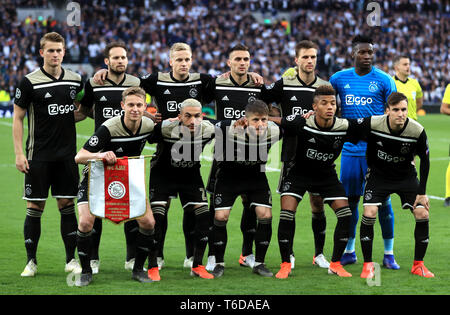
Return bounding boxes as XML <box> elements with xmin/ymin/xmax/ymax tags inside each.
<box><xmin>214</xmin><ymin>120</ymin><xmax>281</xmax><ymax>172</ymax></box>
<box><xmin>280</xmin><ymin>114</ymin><xmax>359</xmax><ymax>178</ymax></box>
<box><xmin>262</xmin><ymin>75</ymin><xmax>330</xmax><ymax>162</ymax></box>
<box><xmin>149</xmin><ymin>119</ymin><xmax>215</xmax><ymax>170</ymax></box>
<box><xmin>140</xmin><ymin>72</ymin><xmax>213</xmax><ymax>119</ymax></box>
<box><xmin>205</xmin><ymin>75</ymin><xmax>263</xmax><ymax>120</ymax></box>
<box><xmin>15</xmin><ymin>67</ymin><xmax>83</xmax><ymax>161</ymax></box>
<box><xmin>83</xmin><ymin>115</ymin><xmax>155</xmax><ymax>158</ymax></box>
<box><xmin>81</xmin><ymin>74</ymin><xmax>141</xmax><ymax>131</ymax></box>
<box><xmin>359</xmin><ymin>115</ymin><xmax>429</xmax><ymax>192</ymax></box>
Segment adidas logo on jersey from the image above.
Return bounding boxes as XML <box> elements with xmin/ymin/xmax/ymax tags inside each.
<box><xmin>116</xmin><ymin>147</ymin><xmax>123</xmax><ymax>153</ymax></box>
<box><xmin>100</xmin><ymin>96</ymin><xmax>107</xmax><ymax>101</ymax></box>
<box><xmin>308</xmin><ymin>138</ymin><xmax>316</xmax><ymax>143</ymax></box>
<box><xmin>344</xmin><ymin>84</ymin><xmax>351</xmax><ymax>89</ymax></box>
<box><xmin>44</xmin><ymin>92</ymin><xmax>52</xmax><ymax>98</ymax></box>
<box><xmin>377</xmin><ymin>141</ymin><xmax>383</xmax><ymax>147</ymax></box>
<box><xmin>290</xmin><ymin>96</ymin><xmax>297</xmax><ymax>101</ymax></box>
<box><xmin>222</xmin><ymin>95</ymin><xmax>229</xmax><ymax>101</ymax></box>
<box><xmin>164</xmin><ymin>89</ymin><xmax>171</xmax><ymax>95</ymax></box>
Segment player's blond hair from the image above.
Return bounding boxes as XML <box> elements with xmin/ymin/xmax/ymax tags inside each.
<box><xmin>180</xmin><ymin>98</ymin><xmax>202</xmax><ymax>112</ymax></box>
<box><xmin>169</xmin><ymin>42</ymin><xmax>192</xmax><ymax>59</ymax></box>
<box><xmin>40</xmin><ymin>32</ymin><xmax>65</xmax><ymax>49</ymax></box>
<box><xmin>122</xmin><ymin>86</ymin><xmax>146</xmax><ymax>102</ymax></box>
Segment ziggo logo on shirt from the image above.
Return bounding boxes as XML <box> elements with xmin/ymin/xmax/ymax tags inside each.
<box><xmin>48</xmin><ymin>104</ymin><xmax>75</xmax><ymax>115</ymax></box>
<box><xmin>345</xmin><ymin>95</ymin><xmax>373</xmax><ymax>105</ymax></box>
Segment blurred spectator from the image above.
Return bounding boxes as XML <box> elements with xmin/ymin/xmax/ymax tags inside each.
<box><xmin>0</xmin><ymin>0</ymin><xmax>448</xmax><ymax>104</ymax></box>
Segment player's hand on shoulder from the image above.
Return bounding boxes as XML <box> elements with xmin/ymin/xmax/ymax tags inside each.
<box><xmin>100</xmin><ymin>151</ymin><xmax>117</xmax><ymax>165</ymax></box>
<box><xmin>414</xmin><ymin>194</ymin><xmax>430</xmax><ymax>211</ymax></box>
<box><xmin>146</xmin><ymin>112</ymin><xmax>162</xmax><ymax>123</ymax></box>
<box><xmin>93</xmin><ymin>69</ymin><xmax>108</xmax><ymax>85</ymax></box>
<box><xmin>15</xmin><ymin>154</ymin><xmax>29</xmax><ymax>174</ymax></box>
<box><xmin>302</xmin><ymin>110</ymin><xmax>315</xmax><ymax>119</ymax></box>
<box><xmin>219</xmin><ymin>71</ymin><xmax>230</xmax><ymax>79</ymax></box>
<box><xmin>249</xmin><ymin>72</ymin><xmax>264</xmax><ymax>86</ymax></box>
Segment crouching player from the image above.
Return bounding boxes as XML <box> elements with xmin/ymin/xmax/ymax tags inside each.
<box><xmin>211</xmin><ymin>100</ymin><xmax>280</xmax><ymax>278</ymax></box>
<box><xmin>74</xmin><ymin>87</ymin><xmax>156</xmax><ymax>286</ymax></box>
<box><xmin>357</xmin><ymin>92</ymin><xmax>433</xmax><ymax>278</ymax></box>
<box><xmin>146</xmin><ymin>98</ymin><xmax>215</xmax><ymax>280</ymax></box>
<box><xmin>270</xmin><ymin>85</ymin><xmax>359</xmax><ymax>278</ymax></box>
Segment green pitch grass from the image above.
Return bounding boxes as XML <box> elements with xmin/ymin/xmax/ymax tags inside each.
<box><xmin>0</xmin><ymin>114</ymin><xmax>449</xmax><ymax>296</ymax></box>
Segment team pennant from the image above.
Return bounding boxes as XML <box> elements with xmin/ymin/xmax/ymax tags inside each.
<box><xmin>88</xmin><ymin>156</ymin><xmax>147</xmax><ymax>224</ymax></box>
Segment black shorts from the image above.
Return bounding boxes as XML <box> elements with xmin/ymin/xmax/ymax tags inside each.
<box><xmin>279</xmin><ymin>171</ymin><xmax>347</xmax><ymax>204</ymax></box>
<box><xmin>363</xmin><ymin>170</ymin><xmax>421</xmax><ymax>210</ymax></box>
<box><xmin>213</xmin><ymin>169</ymin><xmax>272</xmax><ymax>210</ymax></box>
<box><xmin>24</xmin><ymin>159</ymin><xmax>79</xmax><ymax>201</ymax></box>
<box><xmin>76</xmin><ymin>165</ymin><xmax>89</xmax><ymax>204</ymax></box>
<box><xmin>206</xmin><ymin>160</ymin><xmax>219</xmax><ymax>194</ymax></box>
<box><xmin>149</xmin><ymin>166</ymin><xmax>208</xmax><ymax>209</ymax></box>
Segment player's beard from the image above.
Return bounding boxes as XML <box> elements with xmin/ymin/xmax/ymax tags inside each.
<box><xmin>110</xmin><ymin>67</ymin><xmax>126</xmax><ymax>76</ymax></box>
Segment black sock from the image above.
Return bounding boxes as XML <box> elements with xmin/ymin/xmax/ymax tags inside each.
<box><xmin>192</xmin><ymin>205</ymin><xmax>210</xmax><ymax>268</ymax></box>
<box><xmin>124</xmin><ymin>220</ymin><xmax>139</xmax><ymax>261</ymax></box>
<box><xmin>183</xmin><ymin>208</ymin><xmax>196</xmax><ymax>258</ymax></box>
<box><xmin>148</xmin><ymin>205</ymin><xmax>165</xmax><ymax>268</ymax></box>
<box><xmin>289</xmin><ymin>216</ymin><xmax>296</xmax><ymax>255</ymax></box>
<box><xmin>59</xmin><ymin>205</ymin><xmax>78</xmax><ymax>263</ymax></box>
<box><xmin>331</xmin><ymin>207</ymin><xmax>351</xmax><ymax>262</ymax></box>
<box><xmin>77</xmin><ymin>229</ymin><xmax>92</xmax><ymax>274</ymax></box>
<box><xmin>312</xmin><ymin>211</ymin><xmax>326</xmax><ymax>257</ymax></box>
<box><xmin>360</xmin><ymin>215</ymin><xmax>376</xmax><ymax>262</ymax></box>
<box><xmin>255</xmin><ymin>217</ymin><xmax>272</xmax><ymax>264</ymax></box>
<box><xmin>90</xmin><ymin>218</ymin><xmax>102</xmax><ymax>260</ymax></box>
<box><xmin>159</xmin><ymin>208</ymin><xmax>169</xmax><ymax>259</ymax></box>
<box><xmin>213</xmin><ymin>219</ymin><xmax>227</xmax><ymax>264</ymax></box>
<box><xmin>207</xmin><ymin>194</ymin><xmax>215</xmax><ymax>257</ymax></box>
<box><xmin>414</xmin><ymin>218</ymin><xmax>429</xmax><ymax>261</ymax></box>
<box><xmin>240</xmin><ymin>202</ymin><xmax>256</xmax><ymax>256</ymax></box>
<box><xmin>134</xmin><ymin>227</ymin><xmax>154</xmax><ymax>272</ymax></box>
<box><xmin>278</xmin><ymin>210</ymin><xmax>295</xmax><ymax>263</ymax></box>
<box><xmin>24</xmin><ymin>208</ymin><xmax>43</xmax><ymax>264</ymax></box>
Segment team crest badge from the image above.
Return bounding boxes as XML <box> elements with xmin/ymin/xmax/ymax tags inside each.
<box><xmin>215</xmin><ymin>194</ymin><xmax>222</xmax><ymax>206</ymax></box>
<box><xmin>189</xmin><ymin>87</ymin><xmax>198</xmax><ymax>98</ymax></box>
<box><xmin>368</xmin><ymin>81</ymin><xmax>379</xmax><ymax>92</ymax></box>
<box><xmin>107</xmin><ymin>181</ymin><xmax>126</xmax><ymax>199</ymax></box>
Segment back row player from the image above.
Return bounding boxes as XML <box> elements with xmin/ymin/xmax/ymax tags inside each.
<box><xmin>329</xmin><ymin>35</ymin><xmax>398</xmax><ymax>268</ymax></box>
<box><xmin>13</xmin><ymin>32</ymin><xmax>83</xmax><ymax>276</ymax></box>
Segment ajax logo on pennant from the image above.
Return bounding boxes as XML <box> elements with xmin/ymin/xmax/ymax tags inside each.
<box><xmin>108</xmin><ymin>181</ymin><xmax>126</xmax><ymax>199</ymax></box>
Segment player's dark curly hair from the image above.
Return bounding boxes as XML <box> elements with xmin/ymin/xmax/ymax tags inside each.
<box><xmin>351</xmin><ymin>35</ymin><xmax>373</xmax><ymax>49</ymax></box>
<box><xmin>313</xmin><ymin>85</ymin><xmax>336</xmax><ymax>98</ymax></box>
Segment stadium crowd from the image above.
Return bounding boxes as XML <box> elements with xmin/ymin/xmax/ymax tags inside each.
<box><xmin>0</xmin><ymin>0</ymin><xmax>448</xmax><ymax>104</ymax></box>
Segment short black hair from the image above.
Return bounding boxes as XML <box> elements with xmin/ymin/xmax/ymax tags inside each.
<box><xmin>352</xmin><ymin>35</ymin><xmax>373</xmax><ymax>49</ymax></box>
<box><xmin>229</xmin><ymin>44</ymin><xmax>249</xmax><ymax>56</ymax></box>
<box><xmin>245</xmin><ymin>99</ymin><xmax>270</xmax><ymax>117</ymax></box>
<box><xmin>387</xmin><ymin>92</ymin><xmax>408</xmax><ymax>108</ymax></box>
